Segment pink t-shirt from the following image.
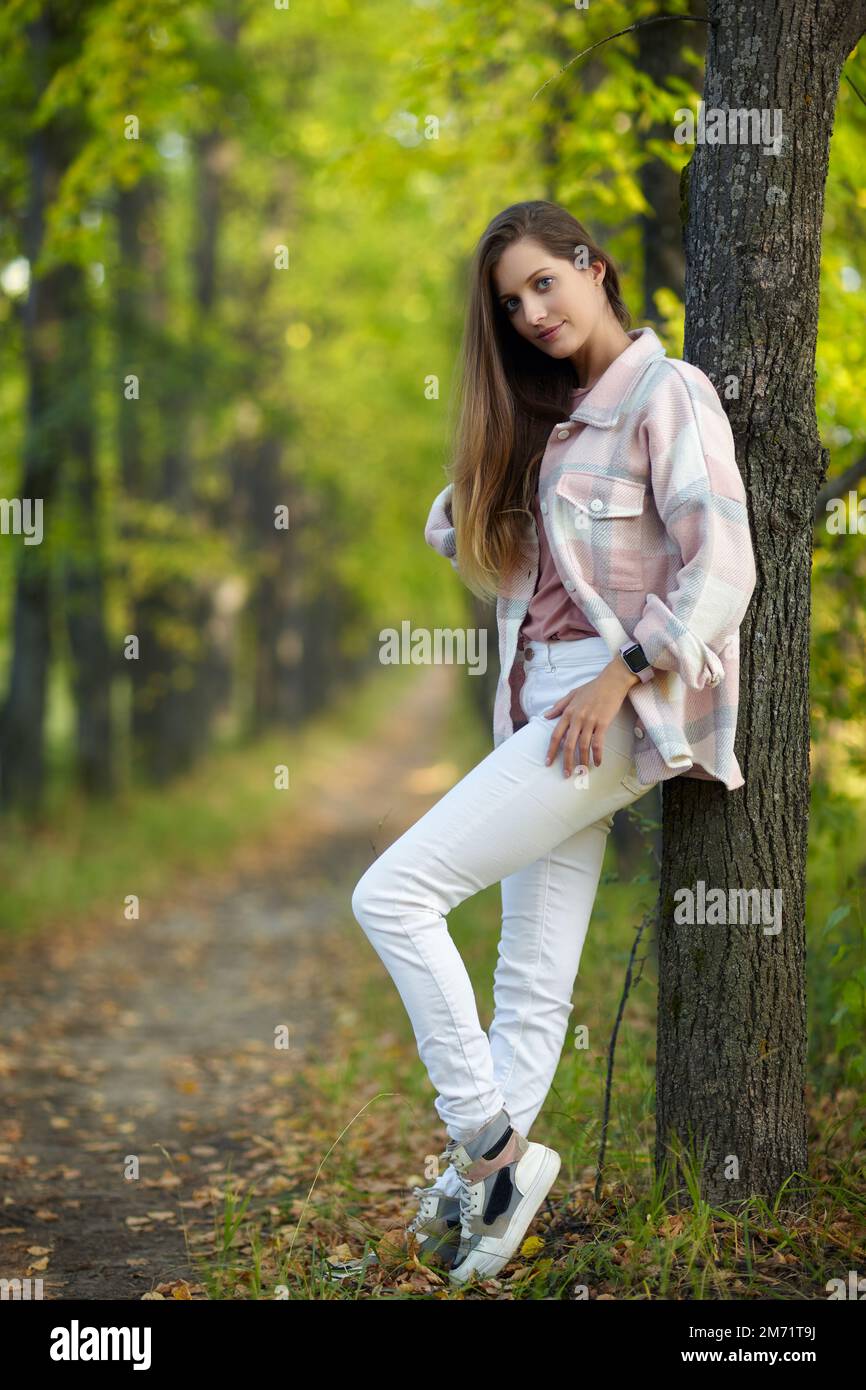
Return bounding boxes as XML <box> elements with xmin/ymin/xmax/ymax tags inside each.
<box><xmin>517</xmin><ymin>385</ymin><xmax>598</xmax><ymax>650</ymax></box>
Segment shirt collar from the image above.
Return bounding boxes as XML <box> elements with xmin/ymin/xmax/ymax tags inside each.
<box><xmin>567</xmin><ymin>325</ymin><xmax>666</xmax><ymax>429</ymax></box>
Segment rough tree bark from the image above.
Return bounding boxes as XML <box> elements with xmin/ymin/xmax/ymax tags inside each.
<box><xmin>656</xmin><ymin>0</ymin><xmax>866</xmax><ymax>1207</ymax></box>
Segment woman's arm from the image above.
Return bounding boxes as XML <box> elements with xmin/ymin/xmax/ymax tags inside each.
<box><xmin>630</xmin><ymin>363</ymin><xmax>756</xmax><ymax>690</ymax></box>
<box><xmin>423</xmin><ymin>482</ymin><xmax>460</xmax><ymax>572</ymax></box>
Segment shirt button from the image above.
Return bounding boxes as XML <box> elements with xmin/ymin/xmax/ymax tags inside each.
<box><xmin>590</xmin><ymin>498</ymin><xmax>603</xmax><ymax>512</ymax></box>
<box><xmin>557</xmin><ymin>428</ymin><xmax>570</xmax><ymax>439</ymax></box>
<box><xmin>540</xmin><ymin>500</ymin><xmax>548</xmax><ymax>514</ymax></box>
<box><xmin>634</xmin><ymin>727</ymin><xmax>645</xmax><ymax>739</ymax></box>
<box><xmin>564</xmin><ymin>580</ymin><xmax>575</xmax><ymax>591</ymax></box>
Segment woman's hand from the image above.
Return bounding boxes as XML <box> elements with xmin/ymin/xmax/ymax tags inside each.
<box><xmin>543</xmin><ymin>659</ymin><xmax>640</xmax><ymax>778</ymax></box>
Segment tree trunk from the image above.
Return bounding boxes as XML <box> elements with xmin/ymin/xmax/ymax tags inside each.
<box><xmin>115</xmin><ymin>175</ymin><xmax>197</xmax><ymax>783</ymax></box>
<box><xmin>656</xmin><ymin>0</ymin><xmax>866</xmax><ymax>1208</ymax></box>
<box><xmin>1</xmin><ymin>12</ymin><xmax>65</xmax><ymax>814</ymax></box>
<box><xmin>116</xmin><ymin>144</ymin><xmax>224</xmax><ymax>783</ymax></box>
<box><xmin>58</xmin><ymin>260</ymin><xmax>116</xmax><ymax>796</ymax></box>
<box><xmin>243</xmin><ymin>436</ymin><xmax>303</xmax><ymax>732</ymax></box>
<box><xmin>175</xmin><ymin>125</ymin><xmax>234</xmax><ymax>757</ymax></box>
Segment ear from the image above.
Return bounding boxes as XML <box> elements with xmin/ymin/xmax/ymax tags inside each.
<box><xmin>591</xmin><ymin>258</ymin><xmax>606</xmax><ymax>288</ymax></box>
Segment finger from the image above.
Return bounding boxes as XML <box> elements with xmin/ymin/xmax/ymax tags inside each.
<box><xmin>592</xmin><ymin>733</ymin><xmax>604</xmax><ymax>768</ymax></box>
<box><xmin>563</xmin><ymin>722</ymin><xmax>586</xmax><ymax>779</ymax></box>
<box><xmin>578</xmin><ymin>727</ymin><xmax>593</xmax><ymax>775</ymax></box>
<box><xmin>545</xmin><ymin>716</ymin><xmax>568</xmax><ymax>765</ymax></box>
<box><xmin>563</xmin><ymin>727</ymin><xmax>581</xmax><ymax>779</ymax></box>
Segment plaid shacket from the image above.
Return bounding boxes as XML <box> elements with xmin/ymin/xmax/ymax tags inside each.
<box><xmin>423</xmin><ymin>326</ymin><xmax>757</xmax><ymax>790</ymax></box>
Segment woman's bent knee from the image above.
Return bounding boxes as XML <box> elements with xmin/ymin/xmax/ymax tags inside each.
<box><xmin>351</xmin><ymin>859</ymin><xmax>401</xmax><ymax>931</ymax></box>
<box><xmin>351</xmin><ymin>855</ymin><xmax>442</xmax><ymax>938</ymax></box>
<box><xmin>351</xmin><ymin>868</ymin><xmax>376</xmax><ymax>929</ymax></box>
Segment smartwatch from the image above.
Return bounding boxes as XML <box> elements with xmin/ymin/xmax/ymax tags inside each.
<box><xmin>619</xmin><ymin>640</ymin><xmax>654</xmax><ymax>683</ymax></box>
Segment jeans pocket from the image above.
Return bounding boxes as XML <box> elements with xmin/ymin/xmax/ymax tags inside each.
<box><xmin>603</xmin><ymin>741</ymin><xmax>645</xmax><ymax>797</ymax></box>
<box><xmin>620</xmin><ymin>766</ymin><xmax>645</xmax><ymax>797</ymax></box>
<box><xmin>619</xmin><ymin>756</ymin><xmax>662</xmax><ymax>799</ymax></box>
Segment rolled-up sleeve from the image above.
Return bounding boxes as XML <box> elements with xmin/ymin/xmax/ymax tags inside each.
<box><xmin>631</xmin><ymin>364</ymin><xmax>756</xmax><ymax>690</ymax></box>
<box><xmin>424</xmin><ymin>482</ymin><xmax>460</xmax><ymax>572</ymax></box>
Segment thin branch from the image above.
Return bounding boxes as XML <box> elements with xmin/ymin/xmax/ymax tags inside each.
<box><xmin>594</xmin><ymin>901</ymin><xmax>657</xmax><ymax>1206</ymax></box>
<box><xmin>814</xmin><ymin>452</ymin><xmax>866</xmax><ymax>522</ymax></box>
<box><xmin>844</xmin><ymin>71</ymin><xmax>866</xmax><ymax>109</ymax></box>
<box><xmin>532</xmin><ymin>14</ymin><xmax>710</xmax><ymax>102</ymax></box>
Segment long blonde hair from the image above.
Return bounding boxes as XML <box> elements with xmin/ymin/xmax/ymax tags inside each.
<box><xmin>446</xmin><ymin>201</ymin><xmax>630</xmax><ymax>602</ymax></box>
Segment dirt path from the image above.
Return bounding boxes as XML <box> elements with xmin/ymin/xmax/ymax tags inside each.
<box><xmin>0</xmin><ymin>667</ymin><xmax>459</xmax><ymax>1299</ymax></box>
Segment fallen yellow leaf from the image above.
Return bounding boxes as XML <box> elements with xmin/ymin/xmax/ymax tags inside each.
<box><xmin>520</xmin><ymin>1235</ymin><xmax>545</xmax><ymax>1257</ymax></box>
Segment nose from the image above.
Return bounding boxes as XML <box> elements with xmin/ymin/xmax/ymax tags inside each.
<box><xmin>521</xmin><ymin>293</ymin><xmax>546</xmax><ymax>325</ymax></box>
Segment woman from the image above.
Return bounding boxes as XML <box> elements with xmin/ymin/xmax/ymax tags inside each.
<box><xmin>350</xmin><ymin>200</ymin><xmax>757</xmax><ymax>1286</ymax></box>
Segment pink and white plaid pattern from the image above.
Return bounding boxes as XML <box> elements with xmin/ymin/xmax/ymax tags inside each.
<box><xmin>423</xmin><ymin>327</ymin><xmax>757</xmax><ymax>790</ymax></box>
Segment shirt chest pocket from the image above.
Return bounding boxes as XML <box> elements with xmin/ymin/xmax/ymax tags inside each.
<box><xmin>552</xmin><ymin>470</ymin><xmax>647</xmax><ymax>590</ymax></box>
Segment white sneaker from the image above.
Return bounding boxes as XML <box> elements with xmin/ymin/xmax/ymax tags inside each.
<box><xmin>444</xmin><ymin>1109</ymin><xmax>561</xmax><ymax>1285</ymax></box>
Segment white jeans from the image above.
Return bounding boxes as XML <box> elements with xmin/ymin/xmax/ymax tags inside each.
<box><xmin>350</xmin><ymin>636</ymin><xmax>658</xmax><ymax>1172</ymax></box>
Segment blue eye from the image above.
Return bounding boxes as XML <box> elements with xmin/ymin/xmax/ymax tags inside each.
<box><xmin>504</xmin><ymin>276</ymin><xmax>554</xmax><ymax>314</ymax></box>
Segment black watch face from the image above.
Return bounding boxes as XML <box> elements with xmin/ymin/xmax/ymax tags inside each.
<box><xmin>624</xmin><ymin>645</ymin><xmax>646</xmax><ymax>673</ymax></box>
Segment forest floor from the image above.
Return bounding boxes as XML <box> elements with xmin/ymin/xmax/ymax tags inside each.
<box><xmin>0</xmin><ymin>666</ymin><xmax>460</xmax><ymax>1300</ymax></box>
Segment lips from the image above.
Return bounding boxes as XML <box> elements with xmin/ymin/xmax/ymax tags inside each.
<box><xmin>537</xmin><ymin>321</ymin><xmax>564</xmax><ymax>341</ymax></box>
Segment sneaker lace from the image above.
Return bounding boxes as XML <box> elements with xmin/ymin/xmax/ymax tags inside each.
<box><xmin>407</xmin><ymin>1142</ymin><xmax>463</xmax><ymax>1236</ymax></box>
<box><xmin>455</xmin><ymin>1172</ymin><xmax>474</xmax><ymax>1238</ymax></box>
<box><xmin>442</xmin><ymin>1145</ymin><xmax>477</xmax><ymax>1239</ymax></box>
<box><xmin>406</xmin><ymin>1184</ymin><xmax>441</xmax><ymax>1235</ymax></box>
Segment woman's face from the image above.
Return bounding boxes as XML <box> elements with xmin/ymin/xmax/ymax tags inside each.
<box><xmin>492</xmin><ymin>237</ymin><xmax>608</xmax><ymax>357</ymax></box>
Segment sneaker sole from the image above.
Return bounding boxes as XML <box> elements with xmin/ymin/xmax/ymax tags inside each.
<box><xmin>447</xmin><ymin>1143</ymin><xmax>561</xmax><ymax>1285</ymax></box>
